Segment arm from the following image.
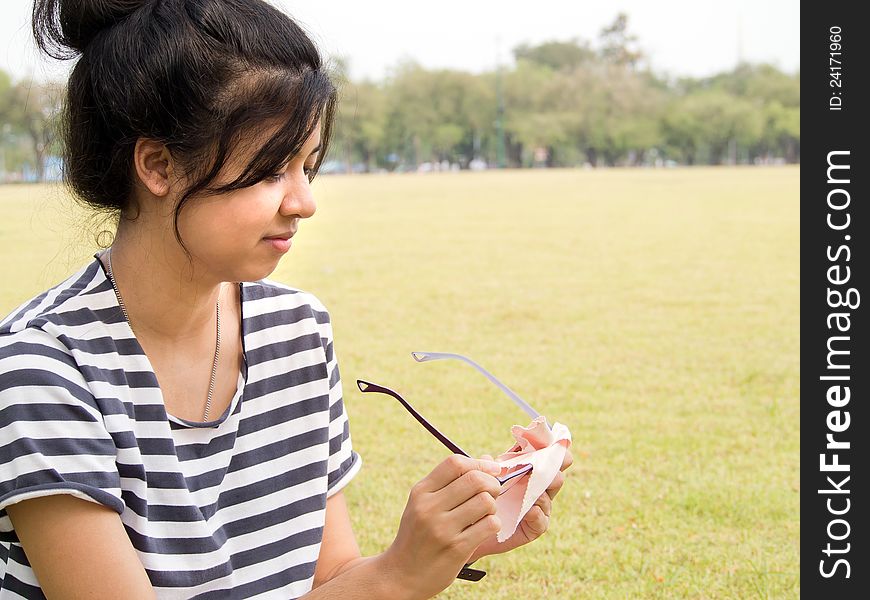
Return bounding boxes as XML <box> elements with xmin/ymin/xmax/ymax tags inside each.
<box><xmin>311</xmin><ymin>491</ymin><xmax>363</xmax><ymax>588</ymax></box>
<box><xmin>7</xmin><ymin>495</ymin><xmax>156</xmax><ymax>599</ymax></box>
<box><xmin>306</xmin><ymin>456</ymin><xmax>505</xmax><ymax>600</ymax></box>
<box><xmin>308</xmin><ymin>491</ymin><xmax>405</xmax><ymax>599</ymax></box>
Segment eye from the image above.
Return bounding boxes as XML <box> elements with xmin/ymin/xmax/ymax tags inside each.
<box><xmin>263</xmin><ymin>165</ymin><xmax>289</xmax><ymax>183</ymax></box>
<box><xmin>263</xmin><ymin>163</ymin><xmax>314</xmax><ymax>184</ymax></box>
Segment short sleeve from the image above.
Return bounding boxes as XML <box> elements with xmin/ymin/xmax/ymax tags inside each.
<box><xmin>308</xmin><ymin>297</ymin><xmax>362</xmax><ymax>498</ymax></box>
<box><xmin>0</xmin><ymin>328</ymin><xmax>124</xmax><ymax>540</ymax></box>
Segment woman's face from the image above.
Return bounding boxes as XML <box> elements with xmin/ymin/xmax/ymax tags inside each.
<box><xmin>173</xmin><ymin>124</ymin><xmax>322</xmax><ymax>284</ymax></box>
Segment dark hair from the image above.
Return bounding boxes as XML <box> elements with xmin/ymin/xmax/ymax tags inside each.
<box><xmin>32</xmin><ymin>0</ymin><xmax>336</xmax><ymax>245</ymax></box>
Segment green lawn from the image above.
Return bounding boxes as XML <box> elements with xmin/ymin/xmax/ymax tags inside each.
<box><xmin>0</xmin><ymin>166</ymin><xmax>800</xmax><ymax>598</ymax></box>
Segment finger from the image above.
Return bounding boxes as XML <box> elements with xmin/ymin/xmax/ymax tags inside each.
<box><xmin>546</xmin><ymin>471</ymin><xmax>565</xmax><ymax>500</ymax></box>
<box><xmin>561</xmin><ymin>448</ymin><xmax>574</xmax><ymax>471</ymax></box>
<box><xmin>458</xmin><ymin>513</ymin><xmax>502</xmax><ymax>549</ymax></box>
<box><xmin>523</xmin><ymin>505</ymin><xmax>549</xmax><ymax>537</ymax></box>
<box><xmin>436</xmin><ymin>468</ymin><xmax>502</xmax><ymax>511</ymax></box>
<box><xmin>534</xmin><ymin>491</ymin><xmax>552</xmax><ymax>518</ymax></box>
<box><xmin>451</xmin><ymin>488</ymin><xmax>499</xmax><ymax>531</ymax></box>
<box><xmin>418</xmin><ymin>454</ymin><xmax>502</xmax><ymax>494</ymax></box>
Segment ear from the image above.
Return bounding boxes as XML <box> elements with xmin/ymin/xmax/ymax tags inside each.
<box><xmin>133</xmin><ymin>138</ymin><xmax>175</xmax><ymax>197</ymax></box>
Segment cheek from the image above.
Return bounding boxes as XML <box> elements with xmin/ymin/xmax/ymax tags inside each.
<box><xmin>178</xmin><ymin>193</ymin><xmax>272</xmax><ymax>248</ymax></box>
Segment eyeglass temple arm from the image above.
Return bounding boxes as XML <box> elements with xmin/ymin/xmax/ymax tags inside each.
<box><xmin>355</xmin><ymin>379</ymin><xmax>489</xmax><ymax>584</ymax></box>
<box><xmin>357</xmin><ymin>379</ymin><xmax>533</xmax><ymax>488</ymax></box>
<box><xmin>356</xmin><ymin>380</ymin><xmax>471</xmax><ymax>457</ymax></box>
<box><xmin>411</xmin><ymin>352</ymin><xmax>541</xmax><ymax>421</ymax></box>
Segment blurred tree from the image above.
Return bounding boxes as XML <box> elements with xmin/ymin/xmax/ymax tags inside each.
<box><xmin>714</xmin><ymin>64</ymin><xmax>800</xmax><ymax>162</ymax></box>
<box><xmin>513</xmin><ymin>39</ymin><xmax>596</xmax><ymax>71</ymax></box>
<box><xmin>708</xmin><ymin>63</ymin><xmax>800</xmax><ymax>107</ymax></box>
<box><xmin>663</xmin><ymin>90</ymin><xmax>763</xmax><ymax>165</ymax></box>
<box><xmin>459</xmin><ymin>73</ymin><xmax>497</xmax><ymax>165</ymax></box>
<box><xmin>758</xmin><ymin>100</ymin><xmax>800</xmax><ymax>163</ymax></box>
<box><xmin>0</xmin><ymin>69</ymin><xmax>13</xmax><ymax>119</ymax></box>
<box><xmin>502</xmin><ymin>59</ymin><xmax>559</xmax><ymax>167</ymax></box>
<box><xmin>598</xmin><ymin>13</ymin><xmax>644</xmax><ymax>69</ymax></box>
<box><xmin>382</xmin><ymin>61</ymin><xmax>439</xmax><ymax>167</ymax></box>
<box><xmin>334</xmin><ymin>79</ymin><xmax>389</xmax><ymax>172</ymax></box>
<box><xmin>0</xmin><ymin>69</ymin><xmax>13</xmax><ymax>178</ymax></box>
<box><xmin>597</xmin><ymin>67</ymin><xmax>664</xmax><ymax>165</ymax></box>
<box><xmin>668</xmin><ymin>64</ymin><xmax>799</xmax><ymax>163</ymax></box>
<box><xmin>662</xmin><ymin>95</ymin><xmax>702</xmax><ymax>165</ymax></box>
<box><xmin>4</xmin><ymin>79</ymin><xmax>62</xmax><ymax>181</ymax></box>
<box><xmin>381</xmin><ymin>63</ymin><xmax>492</xmax><ymax>169</ymax></box>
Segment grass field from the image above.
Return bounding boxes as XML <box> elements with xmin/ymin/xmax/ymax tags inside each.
<box><xmin>0</xmin><ymin>166</ymin><xmax>800</xmax><ymax>598</ymax></box>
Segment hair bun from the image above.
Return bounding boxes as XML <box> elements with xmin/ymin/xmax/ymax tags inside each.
<box><xmin>33</xmin><ymin>0</ymin><xmax>147</xmax><ymax>59</ymax></box>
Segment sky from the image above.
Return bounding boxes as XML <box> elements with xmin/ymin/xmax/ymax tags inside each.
<box><xmin>1</xmin><ymin>0</ymin><xmax>799</xmax><ymax>83</ymax></box>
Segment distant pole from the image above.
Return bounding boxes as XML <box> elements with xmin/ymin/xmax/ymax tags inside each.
<box><xmin>495</xmin><ymin>35</ymin><xmax>507</xmax><ymax>168</ymax></box>
<box><xmin>496</xmin><ymin>67</ymin><xmax>506</xmax><ymax>168</ymax></box>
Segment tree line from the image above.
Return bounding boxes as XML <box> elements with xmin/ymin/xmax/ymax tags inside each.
<box><xmin>330</xmin><ymin>15</ymin><xmax>799</xmax><ymax>172</ymax></box>
<box><xmin>1</xmin><ymin>14</ymin><xmax>799</xmax><ymax>181</ymax></box>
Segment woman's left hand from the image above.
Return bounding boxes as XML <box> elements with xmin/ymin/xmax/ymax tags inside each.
<box><xmin>465</xmin><ymin>447</ymin><xmax>574</xmax><ymax>563</ymax></box>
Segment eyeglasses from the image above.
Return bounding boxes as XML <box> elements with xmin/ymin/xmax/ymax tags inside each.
<box><xmin>356</xmin><ymin>352</ymin><xmax>545</xmax><ymax>582</ymax></box>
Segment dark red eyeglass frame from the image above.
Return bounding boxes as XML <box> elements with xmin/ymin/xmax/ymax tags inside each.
<box><xmin>355</xmin><ymin>379</ymin><xmax>533</xmax><ymax>489</ymax></box>
<box><xmin>355</xmin><ymin>378</ymin><xmax>534</xmax><ymax>583</ymax></box>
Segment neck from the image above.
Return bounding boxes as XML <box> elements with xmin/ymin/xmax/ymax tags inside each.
<box><xmin>105</xmin><ymin>220</ymin><xmax>225</xmax><ymax>343</ymax></box>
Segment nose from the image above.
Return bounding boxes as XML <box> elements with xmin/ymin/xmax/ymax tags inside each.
<box><xmin>279</xmin><ymin>169</ymin><xmax>316</xmax><ymax>219</ymax></box>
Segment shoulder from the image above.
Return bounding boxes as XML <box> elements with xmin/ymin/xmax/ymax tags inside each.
<box><xmin>242</xmin><ymin>278</ymin><xmax>332</xmax><ymax>325</ymax></box>
<box><xmin>0</xmin><ymin>259</ymin><xmax>109</xmax><ymax>407</ymax></box>
<box><xmin>241</xmin><ymin>280</ymin><xmax>338</xmax><ymax>366</ymax></box>
<box><xmin>0</xmin><ymin>322</ymin><xmax>102</xmax><ymax>422</ymax></box>
<box><xmin>0</xmin><ymin>258</ymin><xmax>108</xmax><ymax>337</ymax></box>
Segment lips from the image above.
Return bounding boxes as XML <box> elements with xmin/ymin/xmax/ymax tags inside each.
<box><xmin>264</xmin><ymin>236</ymin><xmax>293</xmax><ymax>253</ymax></box>
<box><xmin>264</xmin><ymin>230</ymin><xmax>296</xmax><ymax>241</ymax></box>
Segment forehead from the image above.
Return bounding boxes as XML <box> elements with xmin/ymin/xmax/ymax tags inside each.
<box><xmin>273</xmin><ymin>118</ymin><xmax>322</xmax><ymax>154</ymax></box>
<box><xmin>232</xmin><ymin>118</ymin><xmax>321</xmax><ymax>162</ymax></box>
<box><xmin>301</xmin><ymin>122</ymin><xmax>322</xmax><ymax>152</ymax></box>
<box><xmin>206</xmin><ymin>118</ymin><xmax>320</xmax><ymax>186</ymax></box>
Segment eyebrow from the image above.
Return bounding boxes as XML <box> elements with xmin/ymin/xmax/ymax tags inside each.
<box><xmin>308</xmin><ymin>144</ymin><xmax>321</xmax><ymax>156</ymax></box>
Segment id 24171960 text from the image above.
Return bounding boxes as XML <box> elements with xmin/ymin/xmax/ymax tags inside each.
<box><xmin>829</xmin><ymin>26</ymin><xmax>843</xmax><ymax>111</ymax></box>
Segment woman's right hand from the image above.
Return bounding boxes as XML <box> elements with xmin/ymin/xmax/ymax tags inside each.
<box><xmin>381</xmin><ymin>455</ymin><xmax>504</xmax><ymax>599</ymax></box>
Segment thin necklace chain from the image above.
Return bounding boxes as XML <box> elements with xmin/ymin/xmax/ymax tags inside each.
<box><xmin>105</xmin><ymin>248</ymin><xmax>221</xmax><ymax>421</ymax></box>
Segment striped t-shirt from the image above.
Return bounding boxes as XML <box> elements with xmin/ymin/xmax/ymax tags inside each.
<box><xmin>0</xmin><ymin>253</ymin><xmax>362</xmax><ymax>599</ymax></box>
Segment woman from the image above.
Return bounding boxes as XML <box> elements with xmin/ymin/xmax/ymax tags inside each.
<box><xmin>0</xmin><ymin>1</ymin><xmax>572</xmax><ymax>597</ymax></box>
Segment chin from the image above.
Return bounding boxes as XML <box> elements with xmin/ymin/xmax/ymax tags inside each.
<box><xmin>206</xmin><ymin>250</ymin><xmax>282</xmax><ymax>284</ymax></box>
<box><xmin>213</xmin><ymin>261</ymin><xmax>274</xmax><ymax>284</ymax></box>
<box><xmin>248</xmin><ymin>260</ymin><xmax>282</xmax><ymax>283</ymax></box>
